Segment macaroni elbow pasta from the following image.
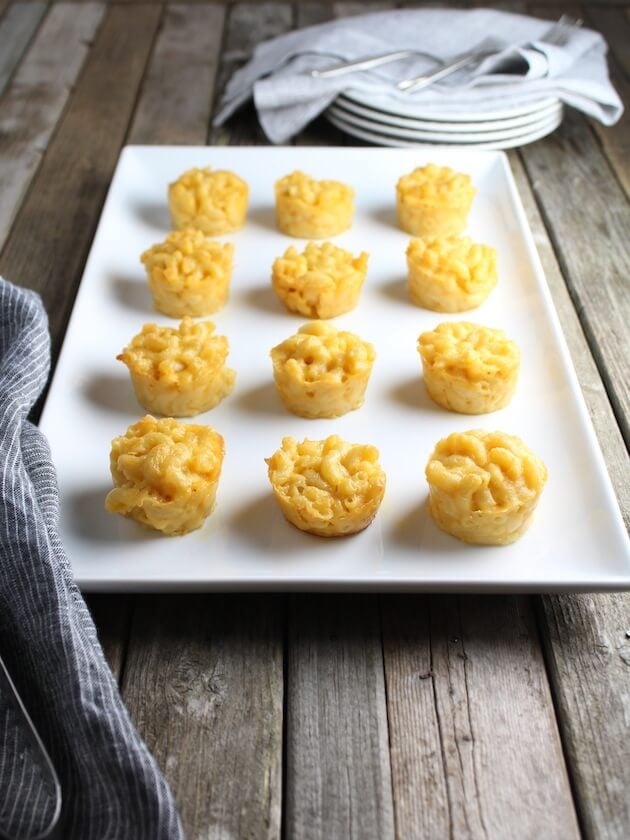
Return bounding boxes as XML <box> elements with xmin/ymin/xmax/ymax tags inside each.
<box><xmin>270</xmin><ymin>321</ymin><xmax>375</xmax><ymax>418</ymax></box>
<box><xmin>425</xmin><ymin>429</ymin><xmax>548</xmax><ymax>545</ymax></box>
<box><xmin>105</xmin><ymin>415</ymin><xmax>225</xmax><ymax>536</ymax></box>
<box><xmin>266</xmin><ymin>435</ymin><xmax>386</xmax><ymax>536</ymax></box>
<box><xmin>118</xmin><ymin>317</ymin><xmax>235</xmax><ymax>417</ymax></box>
<box><xmin>275</xmin><ymin>171</ymin><xmax>355</xmax><ymax>238</ymax></box>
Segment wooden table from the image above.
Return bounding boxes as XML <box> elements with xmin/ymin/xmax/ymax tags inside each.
<box><xmin>1</xmin><ymin>1</ymin><xmax>628</xmax><ymax>837</ymax></box>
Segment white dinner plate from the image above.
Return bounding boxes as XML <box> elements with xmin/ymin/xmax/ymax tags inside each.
<box><xmin>340</xmin><ymin>89</ymin><xmax>560</xmax><ymax>123</ymax></box>
<box><xmin>327</xmin><ymin>103</ymin><xmax>563</xmax><ymax>144</ymax></box>
<box><xmin>333</xmin><ymin>96</ymin><xmax>563</xmax><ymax>134</ymax></box>
<box><xmin>325</xmin><ymin>109</ymin><xmax>563</xmax><ymax>149</ymax></box>
<box><xmin>40</xmin><ymin>146</ymin><xmax>630</xmax><ymax>592</ymax></box>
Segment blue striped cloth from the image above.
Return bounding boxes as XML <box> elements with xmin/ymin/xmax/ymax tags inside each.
<box><xmin>0</xmin><ymin>278</ymin><xmax>182</xmax><ymax>839</ymax></box>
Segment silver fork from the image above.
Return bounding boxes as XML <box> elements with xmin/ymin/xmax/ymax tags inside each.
<box><xmin>311</xmin><ymin>50</ymin><xmax>439</xmax><ymax>79</ymax></box>
<box><xmin>397</xmin><ymin>14</ymin><xmax>582</xmax><ymax>94</ymax></box>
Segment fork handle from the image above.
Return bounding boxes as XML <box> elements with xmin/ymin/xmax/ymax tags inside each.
<box><xmin>311</xmin><ymin>50</ymin><xmax>418</xmax><ymax>78</ymax></box>
<box><xmin>397</xmin><ymin>51</ymin><xmax>484</xmax><ymax>93</ymax></box>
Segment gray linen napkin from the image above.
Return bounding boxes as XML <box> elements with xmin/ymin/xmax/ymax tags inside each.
<box><xmin>214</xmin><ymin>8</ymin><xmax>623</xmax><ymax>143</ymax></box>
<box><xmin>0</xmin><ymin>277</ymin><xmax>183</xmax><ymax>839</ymax></box>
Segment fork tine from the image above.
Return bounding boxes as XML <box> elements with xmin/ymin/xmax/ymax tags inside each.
<box><xmin>541</xmin><ymin>14</ymin><xmax>582</xmax><ymax>47</ymax></box>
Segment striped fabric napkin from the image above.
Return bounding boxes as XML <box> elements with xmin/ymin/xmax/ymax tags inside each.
<box><xmin>0</xmin><ymin>277</ymin><xmax>182</xmax><ymax>839</ymax></box>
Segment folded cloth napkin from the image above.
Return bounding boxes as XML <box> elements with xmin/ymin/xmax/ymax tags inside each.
<box><xmin>214</xmin><ymin>8</ymin><xmax>623</xmax><ymax>143</ymax></box>
<box><xmin>0</xmin><ymin>278</ymin><xmax>182</xmax><ymax>839</ymax></box>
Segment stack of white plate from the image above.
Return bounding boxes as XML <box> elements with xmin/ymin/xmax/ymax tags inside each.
<box><xmin>325</xmin><ymin>89</ymin><xmax>563</xmax><ymax>149</ymax></box>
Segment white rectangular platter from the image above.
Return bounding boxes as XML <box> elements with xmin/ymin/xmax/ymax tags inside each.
<box><xmin>39</xmin><ymin>146</ymin><xmax>630</xmax><ymax>591</ymax></box>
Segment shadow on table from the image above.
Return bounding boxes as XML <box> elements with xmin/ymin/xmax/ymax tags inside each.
<box><xmin>388</xmin><ymin>375</ymin><xmax>442</xmax><ymax>414</ymax></box>
<box><xmin>111</xmin><ymin>276</ymin><xmax>153</xmax><ymax>315</ymax></box>
<box><xmin>68</xmin><ymin>486</ymin><xmax>120</xmax><ymax>543</ymax></box>
<box><xmin>379</xmin><ymin>276</ymin><xmax>408</xmax><ymax>304</ymax></box>
<box><xmin>371</xmin><ymin>205</ymin><xmax>398</xmax><ymax>231</ymax></box>
<box><xmin>248</xmin><ymin>205</ymin><xmax>276</xmax><ymax>233</ymax></box>
<box><xmin>235</xmin><ymin>381</ymin><xmax>285</xmax><ymax>416</ymax></box>
<box><xmin>135</xmin><ymin>202</ymin><xmax>170</xmax><ymax>231</ymax></box>
<box><xmin>83</xmin><ymin>373</ymin><xmax>138</xmax><ymax>416</ymax></box>
<box><xmin>242</xmin><ymin>284</ymin><xmax>286</xmax><ymax>315</ymax></box>
<box><xmin>68</xmin><ymin>486</ymin><xmax>162</xmax><ymax>544</ymax></box>
<box><xmin>229</xmin><ymin>493</ymin><xmax>327</xmax><ymax>558</ymax></box>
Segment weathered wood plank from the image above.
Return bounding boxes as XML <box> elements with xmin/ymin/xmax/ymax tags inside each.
<box><xmin>536</xmin><ymin>594</ymin><xmax>630</xmax><ymax>840</ymax></box>
<box><xmin>333</xmin><ymin>1</ymin><xmax>398</xmax><ymax>15</ymax></box>
<box><xmin>517</xmin><ymin>109</ymin><xmax>630</xmax><ymax>446</ymax></box>
<box><xmin>509</xmin><ymin>153</ymin><xmax>630</xmax><ymax>840</ymax></box>
<box><xmin>507</xmin><ymin>152</ymin><xmax>629</xmax><ymax>523</ymax></box>
<box><xmin>286</xmin><ymin>596</ymin><xmax>395</xmax><ymax>840</ymax></box>
<box><xmin>0</xmin><ymin>2</ymin><xmax>105</xmax><ymax>251</ymax></box>
<box><xmin>85</xmin><ymin>594</ymin><xmax>133</xmax><ymax>682</ymax></box>
<box><xmin>0</xmin><ymin>1</ymin><xmax>47</xmax><ymax>96</ymax></box>
<box><xmin>380</xmin><ymin>596</ymin><xmax>450</xmax><ymax>839</ymax></box>
<box><xmin>209</xmin><ymin>1</ymin><xmax>293</xmax><ymax>145</ymax></box>
<box><xmin>0</xmin><ymin>4</ymin><xmax>161</xmax><ymax>365</ymax></box>
<box><xmin>122</xmin><ymin>596</ymin><xmax>283</xmax><ymax>840</ymax></box>
<box><xmin>128</xmin><ymin>3</ymin><xmax>226</xmax><ymax>145</ymax></box>
<box><xmin>584</xmin><ymin>4</ymin><xmax>630</xmax><ymax>196</ymax></box>
<box><xmin>586</xmin><ymin>4</ymin><xmax>630</xmax><ymax>78</ymax></box>
<box><xmin>382</xmin><ymin>596</ymin><xmax>580</xmax><ymax>839</ymax></box>
<box><xmin>295</xmin><ymin>0</ymin><xmax>332</xmax><ymax>27</ymax></box>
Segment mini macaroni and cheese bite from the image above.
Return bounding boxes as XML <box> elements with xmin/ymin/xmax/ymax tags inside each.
<box><xmin>117</xmin><ymin>317</ymin><xmax>235</xmax><ymax>417</ymax></box>
<box><xmin>271</xmin><ymin>242</ymin><xmax>368</xmax><ymax>319</ymax></box>
<box><xmin>270</xmin><ymin>321</ymin><xmax>375</xmax><ymax>419</ymax></box>
<box><xmin>396</xmin><ymin>164</ymin><xmax>476</xmax><ymax>238</ymax></box>
<box><xmin>275</xmin><ymin>171</ymin><xmax>355</xmax><ymax>238</ymax></box>
<box><xmin>105</xmin><ymin>415</ymin><xmax>225</xmax><ymax>536</ymax></box>
<box><xmin>417</xmin><ymin>321</ymin><xmax>520</xmax><ymax>414</ymax></box>
<box><xmin>406</xmin><ymin>235</ymin><xmax>497</xmax><ymax>312</ymax></box>
<box><xmin>168</xmin><ymin>166</ymin><xmax>248</xmax><ymax>235</ymax></box>
<box><xmin>266</xmin><ymin>435</ymin><xmax>386</xmax><ymax>537</ymax></box>
<box><xmin>141</xmin><ymin>228</ymin><xmax>233</xmax><ymax>318</ymax></box>
<box><xmin>425</xmin><ymin>429</ymin><xmax>548</xmax><ymax>545</ymax></box>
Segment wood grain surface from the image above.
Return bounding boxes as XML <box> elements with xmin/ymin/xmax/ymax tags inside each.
<box><xmin>0</xmin><ymin>0</ymin><xmax>47</xmax><ymax>96</ymax></box>
<box><xmin>0</xmin><ymin>2</ymin><xmax>627</xmax><ymax>839</ymax></box>
<box><xmin>382</xmin><ymin>596</ymin><xmax>580</xmax><ymax>839</ymax></box>
<box><xmin>123</xmin><ymin>596</ymin><xmax>284</xmax><ymax>840</ymax></box>
<box><xmin>0</xmin><ymin>3</ymin><xmax>105</xmax><ymax>250</ymax></box>
<box><xmin>537</xmin><ymin>593</ymin><xmax>630</xmax><ymax>840</ymax></box>
<box><xmin>0</xmin><ymin>4</ymin><xmax>159</xmax><ymax>363</ymax></box>
<box><xmin>286</xmin><ymin>596</ymin><xmax>395</xmax><ymax>840</ymax></box>
<box><xmin>128</xmin><ymin>3</ymin><xmax>226</xmax><ymax>146</ymax></box>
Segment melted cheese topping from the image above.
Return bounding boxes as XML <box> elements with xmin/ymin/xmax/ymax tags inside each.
<box><xmin>105</xmin><ymin>415</ymin><xmax>225</xmax><ymax>535</ymax></box>
<box><xmin>396</xmin><ymin>164</ymin><xmax>476</xmax><ymax>237</ymax></box>
<box><xmin>270</xmin><ymin>321</ymin><xmax>375</xmax><ymax>418</ymax></box>
<box><xmin>275</xmin><ymin>171</ymin><xmax>354</xmax><ymax>238</ymax></box>
<box><xmin>141</xmin><ymin>228</ymin><xmax>233</xmax><ymax>318</ymax></box>
<box><xmin>417</xmin><ymin>321</ymin><xmax>519</xmax><ymax>414</ymax></box>
<box><xmin>118</xmin><ymin>317</ymin><xmax>235</xmax><ymax>416</ymax></box>
<box><xmin>407</xmin><ymin>236</ymin><xmax>497</xmax><ymax>312</ymax></box>
<box><xmin>272</xmin><ymin>242</ymin><xmax>368</xmax><ymax>319</ymax></box>
<box><xmin>168</xmin><ymin>166</ymin><xmax>248</xmax><ymax>235</ymax></box>
<box><xmin>266</xmin><ymin>435</ymin><xmax>386</xmax><ymax>536</ymax></box>
<box><xmin>397</xmin><ymin>164</ymin><xmax>475</xmax><ymax>206</ymax></box>
<box><xmin>425</xmin><ymin>429</ymin><xmax>547</xmax><ymax>545</ymax></box>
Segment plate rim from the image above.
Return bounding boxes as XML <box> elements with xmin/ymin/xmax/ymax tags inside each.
<box><xmin>339</xmin><ymin>90</ymin><xmax>560</xmax><ymax>123</ymax></box>
<box><xmin>331</xmin><ymin>96</ymin><xmax>563</xmax><ymax>134</ymax></box>
<box><xmin>326</xmin><ymin>109</ymin><xmax>563</xmax><ymax>150</ymax></box>
<box><xmin>327</xmin><ymin>102</ymin><xmax>563</xmax><ymax>143</ymax></box>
